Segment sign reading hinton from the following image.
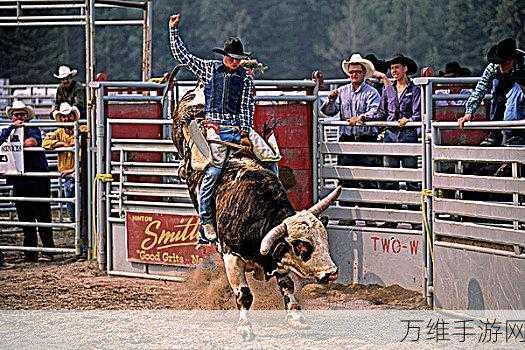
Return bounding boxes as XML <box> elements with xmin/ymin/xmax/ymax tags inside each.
<box><xmin>125</xmin><ymin>211</ymin><xmax>215</xmax><ymax>267</ymax></box>
<box><xmin>0</xmin><ymin>127</ymin><xmax>24</xmax><ymax>175</ymax></box>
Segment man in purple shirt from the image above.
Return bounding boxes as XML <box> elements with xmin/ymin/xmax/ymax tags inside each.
<box><xmin>371</xmin><ymin>54</ymin><xmax>421</xmax><ymax>192</ymax></box>
<box><xmin>321</xmin><ymin>54</ymin><xmax>380</xmax><ymax>193</ymax></box>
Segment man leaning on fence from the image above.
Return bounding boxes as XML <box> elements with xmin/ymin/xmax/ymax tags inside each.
<box><xmin>0</xmin><ymin>101</ymin><xmax>55</xmax><ymax>262</ymax></box>
<box><xmin>370</xmin><ymin>54</ymin><xmax>421</xmax><ymax>193</ymax></box>
<box><xmin>458</xmin><ymin>38</ymin><xmax>525</xmax><ymax>146</ymax></box>
<box><xmin>320</xmin><ymin>54</ymin><xmax>381</xmax><ymax>196</ymax></box>
<box><xmin>43</xmin><ymin>102</ymin><xmax>87</xmax><ymax>222</ymax></box>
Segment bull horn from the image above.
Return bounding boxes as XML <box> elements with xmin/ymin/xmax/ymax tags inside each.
<box><xmin>260</xmin><ymin>223</ymin><xmax>287</xmax><ymax>255</ymax></box>
<box><xmin>308</xmin><ymin>186</ymin><xmax>342</xmax><ymax>216</ymax></box>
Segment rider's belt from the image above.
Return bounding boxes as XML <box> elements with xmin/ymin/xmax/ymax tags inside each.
<box><xmin>203</xmin><ymin>121</ymin><xmax>240</xmax><ymax>133</ymax></box>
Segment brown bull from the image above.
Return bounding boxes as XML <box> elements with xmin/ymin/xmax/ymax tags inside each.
<box><xmin>171</xmin><ymin>71</ymin><xmax>340</xmax><ymax>341</ymax></box>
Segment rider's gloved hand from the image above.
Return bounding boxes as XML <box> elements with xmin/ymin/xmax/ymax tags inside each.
<box><xmin>240</xmin><ymin>131</ymin><xmax>251</xmax><ymax>148</ymax></box>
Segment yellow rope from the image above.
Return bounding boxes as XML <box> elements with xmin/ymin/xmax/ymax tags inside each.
<box><xmin>92</xmin><ymin>173</ymin><xmax>114</xmax><ymax>259</ymax></box>
<box><xmin>420</xmin><ymin>188</ymin><xmax>434</xmax><ymax>263</ymax></box>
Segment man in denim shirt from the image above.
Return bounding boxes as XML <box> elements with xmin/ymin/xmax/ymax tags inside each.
<box><xmin>321</xmin><ymin>54</ymin><xmax>380</xmax><ymax>191</ymax></box>
<box><xmin>169</xmin><ymin>14</ymin><xmax>254</xmax><ymax>243</ymax></box>
<box><xmin>503</xmin><ymin>69</ymin><xmax>525</xmax><ymax>145</ymax></box>
<box><xmin>370</xmin><ymin>54</ymin><xmax>421</xmax><ymax>192</ymax></box>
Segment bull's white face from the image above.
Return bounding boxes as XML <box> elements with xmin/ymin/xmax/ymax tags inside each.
<box><xmin>276</xmin><ymin>211</ymin><xmax>338</xmax><ymax>283</ymax></box>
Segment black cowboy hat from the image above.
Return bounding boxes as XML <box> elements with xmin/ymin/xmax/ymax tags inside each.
<box><xmin>364</xmin><ymin>53</ymin><xmax>388</xmax><ymax>74</ymax></box>
<box><xmin>387</xmin><ymin>54</ymin><xmax>418</xmax><ymax>75</ymax></box>
<box><xmin>438</xmin><ymin>61</ymin><xmax>472</xmax><ymax>77</ymax></box>
<box><xmin>487</xmin><ymin>38</ymin><xmax>525</xmax><ymax>64</ymax></box>
<box><xmin>213</xmin><ymin>37</ymin><xmax>251</xmax><ymax>60</ymax></box>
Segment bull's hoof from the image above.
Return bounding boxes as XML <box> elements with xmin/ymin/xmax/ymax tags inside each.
<box><xmin>286</xmin><ymin>312</ymin><xmax>310</xmax><ymax>329</ymax></box>
<box><xmin>237</xmin><ymin>324</ymin><xmax>255</xmax><ymax>341</ymax></box>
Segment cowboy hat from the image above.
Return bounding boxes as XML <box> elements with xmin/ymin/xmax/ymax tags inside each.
<box><xmin>341</xmin><ymin>53</ymin><xmax>375</xmax><ymax>79</ymax></box>
<box><xmin>52</xmin><ymin>102</ymin><xmax>80</xmax><ymax>121</ymax></box>
<box><xmin>487</xmin><ymin>38</ymin><xmax>525</xmax><ymax>64</ymax></box>
<box><xmin>54</xmin><ymin>65</ymin><xmax>78</xmax><ymax>79</ymax></box>
<box><xmin>387</xmin><ymin>54</ymin><xmax>418</xmax><ymax>75</ymax></box>
<box><xmin>212</xmin><ymin>37</ymin><xmax>251</xmax><ymax>60</ymax></box>
<box><xmin>5</xmin><ymin>100</ymin><xmax>35</xmax><ymax>121</ymax></box>
<box><xmin>438</xmin><ymin>61</ymin><xmax>472</xmax><ymax>77</ymax></box>
<box><xmin>364</xmin><ymin>53</ymin><xmax>388</xmax><ymax>74</ymax></box>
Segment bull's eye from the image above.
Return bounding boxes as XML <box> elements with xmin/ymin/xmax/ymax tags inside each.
<box><xmin>292</xmin><ymin>240</ymin><xmax>314</xmax><ymax>262</ymax></box>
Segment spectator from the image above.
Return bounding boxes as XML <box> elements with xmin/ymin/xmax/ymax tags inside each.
<box><xmin>371</xmin><ymin>54</ymin><xmax>421</xmax><ymax>192</ymax></box>
<box><xmin>502</xmin><ymin>68</ymin><xmax>525</xmax><ymax>145</ymax></box>
<box><xmin>458</xmin><ymin>38</ymin><xmax>525</xmax><ymax>146</ymax></box>
<box><xmin>438</xmin><ymin>61</ymin><xmax>472</xmax><ymax>78</ymax></box>
<box><xmin>435</xmin><ymin>61</ymin><xmax>473</xmax><ymax>107</ymax></box>
<box><xmin>52</xmin><ymin>65</ymin><xmax>86</xmax><ymax>117</ymax></box>
<box><xmin>320</xmin><ymin>53</ymin><xmax>381</xmax><ymax>194</ymax></box>
<box><xmin>43</xmin><ymin>102</ymin><xmax>85</xmax><ymax>221</ymax></box>
<box><xmin>0</xmin><ymin>101</ymin><xmax>54</xmax><ymax>262</ymax></box>
<box><xmin>364</xmin><ymin>53</ymin><xmax>391</xmax><ymax>92</ymax></box>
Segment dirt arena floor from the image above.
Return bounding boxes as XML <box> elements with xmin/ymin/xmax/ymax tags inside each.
<box><xmin>0</xmin><ymin>253</ymin><xmax>429</xmax><ymax>310</ymax></box>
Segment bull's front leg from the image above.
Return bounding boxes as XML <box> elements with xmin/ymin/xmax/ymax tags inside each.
<box><xmin>223</xmin><ymin>253</ymin><xmax>255</xmax><ymax>341</ymax></box>
<box><xmin>276</xmin><ymin>273</ymin><xmax>309</xmax><ymax>329</ymax></box>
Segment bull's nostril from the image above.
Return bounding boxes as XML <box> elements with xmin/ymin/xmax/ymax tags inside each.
<box><xmin>319</xmin><ymin>271</ymin><xmax>338</xmax><ymax>284</ymax></box>
<box><xmin>328</xmin><ymin>271</ymin><xmax>338</xmax><ymax>282</ymax></box>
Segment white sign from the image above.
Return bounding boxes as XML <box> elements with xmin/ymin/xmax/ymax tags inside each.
<box><xmin>0</xmin><ymin>127</ymin><xmax>24</xmax><ymax>174</ymax></box>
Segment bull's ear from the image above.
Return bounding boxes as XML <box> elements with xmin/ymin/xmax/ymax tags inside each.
<box><xmin>319</xmin><ymin>215</ymin><xmax>329</xmax><ymax>227</ymax></box>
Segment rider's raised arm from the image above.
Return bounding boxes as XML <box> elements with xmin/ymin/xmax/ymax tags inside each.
<box><xmin>169</xmin><ymin>27</ymin><xmax>213</xmax><ymax>82</ymax></box>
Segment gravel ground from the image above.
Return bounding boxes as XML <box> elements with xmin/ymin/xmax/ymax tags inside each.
<box><xmin>0</xmin><ymin>255</ymin><xmax>428</xmax><ymax>310</ymax></box>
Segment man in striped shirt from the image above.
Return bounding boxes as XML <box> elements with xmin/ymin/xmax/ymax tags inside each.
<box><xmin>458</xmin><ymin>38</ymin><xmax>525</xmax><ymax>146</ymax></box>
<box><xmin>169</xmin><ymin>14</ymin><xmax>254</xmax><ymax>243</ymax></box>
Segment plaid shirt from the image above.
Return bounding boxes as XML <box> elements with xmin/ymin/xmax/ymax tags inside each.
<box><xmin>465</xmin><ymin>63</ymin><xmax>498</xmax><ymax>114</ymax></box>
<box><xmin>320</xmin><ymin>81</ymin><xmax>380</xmax><ymax>137</ymax></box>
<box><xmin>170</xmin><ymin>28</ymin><xmax>254</xmax><ymax>132</ymax></box>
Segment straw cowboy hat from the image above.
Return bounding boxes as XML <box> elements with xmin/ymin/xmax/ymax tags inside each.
<box><xmin>341</xmin><ymin>54</ymin><xmax>375</xmax><ymax>79</ymax></box>
<box><xmin>387</xmin><ymin>54</ymin><xmax>418</xmax><ymax>75</ymax></box>
<box><xmin>54</xmin><ymin>65</ymin><xmax>78</xmax><ymax>79</ymax></box>
<box><xmin>5</xmin><ymin>100</ymin><xmax>35</xmax><ymax>121</ymax></box>
<box><xmin>487</xmin><ymin>38</ymin><xmax>525</xmax><ymax>64</ymax></box>
<box><xmin>212</xmin><ymin>37</ymin><xmax>251</xmax><ymax>60</ymax></box>
<box><xmin>52</xmin><ymin>102</ymin><xmax>80</xmax><ymax>120</ymax></box>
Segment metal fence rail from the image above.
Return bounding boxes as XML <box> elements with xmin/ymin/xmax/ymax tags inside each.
<box><xmin>0</xmin><ymin>120</ymin><xmax>85</xmax><ymax>256</ymax></box>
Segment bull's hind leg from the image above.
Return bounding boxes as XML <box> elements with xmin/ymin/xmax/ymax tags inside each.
<box><xmin>276</xmin><ymin>273</ymin><xmax>310</xmax><ymax>329</ymax></box>
<box><xmin>223</xmin><ymin>253</ymin><xmax>255</xmax><ymax>341</ymax></box>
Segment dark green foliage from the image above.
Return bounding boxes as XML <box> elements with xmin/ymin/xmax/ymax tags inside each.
<box><xmin>0</xmin><ymin>0</ymin><xmax>523</xmax><ymax>83</ymax></box>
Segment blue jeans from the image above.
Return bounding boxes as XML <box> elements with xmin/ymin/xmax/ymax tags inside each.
<box><xmin>199</xmin><ymin>127</ymin><xmax>240</xmax><ymax>226</ymax></box>
<box><xmin>62</xmin><ymin>176</ymin><xmax>75</xmax><ymax>221</ymax></box>
<box><xmin>198</xmin><ymin>126</ymin><xmax>279</xmax><ymax>226</ymax></box>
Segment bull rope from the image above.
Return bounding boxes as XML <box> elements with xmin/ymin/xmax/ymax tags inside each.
<box><xmin>420</xmin><ymin>188</ymin><xmax>434</xmax><ymax>262</ymax></box>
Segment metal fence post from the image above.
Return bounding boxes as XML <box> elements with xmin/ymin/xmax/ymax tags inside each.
<box><xmin>80</xmin><ymin>129</ymin><xmax>89</xmax><ymax>258</ymax></box>
<box><xmin>424</xmin><ymin>81</ymin><xmax>434</xmax><ymax>307</ymax></box>
<box><xmin>95</xmin><ymin>86</ymin><xmax>107</xmax><ymax>271</ymax></box>
<box><xmin>74</xmin><ymin>121</ymin><xmax>81</xmax><ymax>255</ymax></box>
<box><xmin>312</xmin><ymin>78</ymin><xmax>320</xmax><ymax>203</ymax></box>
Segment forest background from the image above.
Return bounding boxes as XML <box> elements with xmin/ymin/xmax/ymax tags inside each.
<box><xmin>0</xmin><ymin>0</ymin><xmax>523</xmax><ymax>83</ymax></box>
